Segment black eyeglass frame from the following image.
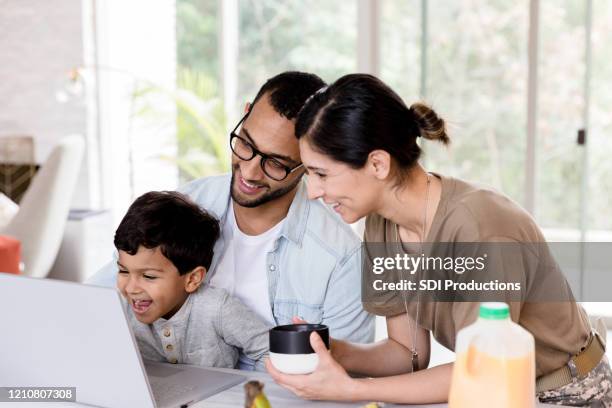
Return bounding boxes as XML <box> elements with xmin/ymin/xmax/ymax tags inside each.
<box><xmin>229</xmin><ymin>110</ymin><xmax>304</xmax><ymax>181</ymax></box>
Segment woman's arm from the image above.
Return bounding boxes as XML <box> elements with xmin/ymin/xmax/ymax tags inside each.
<box><xmin>266</xmin><ymin>329</ymin><xmax>453</xmax><ymax>403</ymax></box>
<box><xmin>267</xmin><ymin>313</ymin><xmax>452</xmax><ymax>403</ymax></box>
<box><xmin>351</xmin><ymin>363</ymin><xmax>453</xmax><ymax>404</ymax></box>
<box><xmin>333</xmin><ymin>313</ymin><xmax>430</xmax><ymax>377</ymax></box>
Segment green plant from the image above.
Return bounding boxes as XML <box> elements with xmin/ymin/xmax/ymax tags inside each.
<box><xmin>132</xmin><ymin>68</ymin><xmax>230</xmax><ymax>184</ymax></box>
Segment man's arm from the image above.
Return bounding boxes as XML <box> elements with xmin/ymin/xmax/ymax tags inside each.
<box><xmin>321</xmin><ymin>245</ymin><xmax>375</xmax><ymax>343</ymax></box>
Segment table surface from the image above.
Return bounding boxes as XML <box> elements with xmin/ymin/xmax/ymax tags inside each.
<box><xmin>20</xmin><ymin>367</ymin><xmax>564</xmax><ymax>408</ymax></box>
<box><xmin>194</xmin><ymin>367</ymin><xmax>563</xmax><ymax>408</ymax></box>
<box><xmin>195</xmin><ymin>367</ymin><xmax>436</xmax><ymax>407</ymax></box>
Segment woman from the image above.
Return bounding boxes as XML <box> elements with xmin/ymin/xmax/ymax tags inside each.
<box><xmin>264</xmin><ymin>74</ymin><xmax>611</xmax><ymax>406</ymax></box>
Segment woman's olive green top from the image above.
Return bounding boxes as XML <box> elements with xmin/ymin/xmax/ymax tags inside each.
<box><xmin>363</xmin><ymin>173</ymin><xmax>591</xmax><ymax>377</ymax></box>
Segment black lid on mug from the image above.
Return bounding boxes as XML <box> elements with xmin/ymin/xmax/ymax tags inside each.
<box><xmin>269</xmin><ymin>324</ymin><xmax>330</xmax><ymax>354</ymax></box>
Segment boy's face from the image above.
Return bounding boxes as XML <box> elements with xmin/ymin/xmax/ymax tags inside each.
<box><xmin>116</xmin><ymin>246</ymin><xmax>204</xmax><ymax>324</ymax></box>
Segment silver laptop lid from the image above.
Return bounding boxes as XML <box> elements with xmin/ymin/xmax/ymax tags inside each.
<box><xmin>0</xmin><ymin>274</ymin><xmax>156</xmax><ymax>407</ymax></box>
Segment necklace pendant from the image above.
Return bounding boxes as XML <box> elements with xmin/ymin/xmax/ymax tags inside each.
<box><xmin>411</xmin><ymin>350</ymin><xmax>419</xmax><ymax>372</ymax></box>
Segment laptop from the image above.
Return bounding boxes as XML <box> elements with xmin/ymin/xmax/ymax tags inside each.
<box><xmin>0</xmin><ymin>274</ymin><xmax>246</xmax><ymax>407</ymax></box>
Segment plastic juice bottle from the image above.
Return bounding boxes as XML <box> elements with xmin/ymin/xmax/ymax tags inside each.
<box><xmin>449</xmin><ymin>302</ymin><xmax>535</xmax><ymax>408</ymax></box>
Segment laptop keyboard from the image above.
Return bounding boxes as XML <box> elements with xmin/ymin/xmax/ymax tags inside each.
<box><xmin>148</xmin><ymin>376</ymin><xmax>198</xmax><ymax>406</ymax></box>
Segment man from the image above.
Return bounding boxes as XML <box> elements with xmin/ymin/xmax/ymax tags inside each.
<box><xmin>89</xmin><ymin>71</ymin><xmax>374</xmax><ymax>368</ymax></box>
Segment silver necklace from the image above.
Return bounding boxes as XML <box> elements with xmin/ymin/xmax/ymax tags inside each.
<box><xmin>394</xmin><ymin>172</ymin><xmax>431</xmax><ymax>372</ymax></box>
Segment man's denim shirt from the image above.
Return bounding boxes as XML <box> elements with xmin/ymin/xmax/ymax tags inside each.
<box><xmin>89</xmin><ymin>174</ymin><xmax>374</xmax><ymax>345</ymax></box>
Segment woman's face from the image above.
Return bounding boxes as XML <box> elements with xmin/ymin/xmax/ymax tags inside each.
<box><xmin>299</xmin><ymin>138</ymin><xmax>381</xmax><ymax>224</ymax></box>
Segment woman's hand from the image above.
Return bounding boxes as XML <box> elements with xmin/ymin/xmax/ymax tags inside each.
<box><xmin>265</xmin><ymin>331</ymin><xmax>358</xmax><ymax>401</ymax></box>
<box><xmin>289</xmin><ymin>316</ymin><xmax>344</xmax><ymax>364</ymax></box>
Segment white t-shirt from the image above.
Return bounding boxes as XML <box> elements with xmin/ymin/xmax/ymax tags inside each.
<box><xmin>210</xmin><ymin>202</ymin><xmax>284</xmax><ymax>325</ymax></box>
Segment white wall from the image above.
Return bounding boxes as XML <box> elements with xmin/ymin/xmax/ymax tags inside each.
<box><xmin>0</xmin><ymin>0</ymin><xmax>85</xmax><ymax>161</ymax></box>
<box><xmin>0</xmin><ymin>0</ymin><xmax>178</xmax><ymax>218</ymax></box>
<box><xmin>0</xmin><ymin>0</ymin><xmax>95</xmax><ymax>208</ymax></box>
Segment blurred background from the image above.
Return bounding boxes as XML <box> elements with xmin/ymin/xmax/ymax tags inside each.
<box><xmin>1</xmin><ymin>0</ymin><xmax>611</xmax><ymax>342</ymax></box>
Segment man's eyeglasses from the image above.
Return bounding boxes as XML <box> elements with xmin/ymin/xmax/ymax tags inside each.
<box><xmin>229</xmin><ymin>112</ymin><xmax>304</xmax><ymax>181</ymax></box>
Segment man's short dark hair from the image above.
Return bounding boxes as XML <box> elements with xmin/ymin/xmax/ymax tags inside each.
<box><xmin>114</xmin><ymin>191</ymin><xmax>220</xmax><ymax>275</ymax></box>
<box><xmin>251</xmin><ymin>71</ymin><xmax>326</xmax><ymax>120</ymax></box>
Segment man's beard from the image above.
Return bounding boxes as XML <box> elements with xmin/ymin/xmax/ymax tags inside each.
<box><xmin>230</xmin><ymin>165</ymin><xmax>303</xmax><ymax>208</ymax></box>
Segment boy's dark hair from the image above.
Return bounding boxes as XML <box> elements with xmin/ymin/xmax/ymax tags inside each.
<box><xmin>114</xmin><ymin>191</ymin><xmax>220</xmax><ymax>275</ymax></box>
<box><xmin>251</xmin><ymin>71</ymin><xmax>326</xmax><ymax>120</ymax></box>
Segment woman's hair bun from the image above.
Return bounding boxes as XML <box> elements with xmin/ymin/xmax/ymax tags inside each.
<box><xmin>409</xmin><ymin>102</ymin><xmax>450</xmax><ymax>145</ymax></box>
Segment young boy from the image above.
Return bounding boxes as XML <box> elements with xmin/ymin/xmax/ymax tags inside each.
<box><xmin>114</xmin><ymin>191</ymin><xmax>270</xmax><ymax>371</ymax></box>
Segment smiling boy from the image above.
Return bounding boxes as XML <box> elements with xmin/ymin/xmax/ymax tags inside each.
<box><xmin>115</xmin><ymin>191</ymin><xmax>270</xmax><ymax>370</ymax></box>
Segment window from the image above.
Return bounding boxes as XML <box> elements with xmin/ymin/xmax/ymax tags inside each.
<box><xmin>537</xmin><ymin>0</ymin><xmax>587</xmax><ymax>231</ymax></box>
<box><xmin>237</xmin><ymin>0</ymin><xmax>357</xmax><ymax>108</ymax></box>
<box><xmin>380</xmin><ymin>1</ymin><xmax>421</xmax><ymax>106</ymax></box>
<box><xmin>173</xmin><ymin>0</ymin><xmax>357</xmax><ymax>185</ymax></box>
<box><xmin>382</xmin><ymin>0</ymin><xmax>529</xmax><ymax>205</ymax></box>
<box><xmin>589</xmin><ymin>0</ymin><xmax>612</xmax><ymax>233</ymax></box>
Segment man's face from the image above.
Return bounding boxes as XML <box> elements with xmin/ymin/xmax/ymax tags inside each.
<box><xmin>116</xmin><ymin>246</ymin><xmax>196</xmax><ymax>324</ymax></box>
<box><xmin>230</xmin><ymin>93</ymin><xmax>304</xmax><ymax>208</ymax></box>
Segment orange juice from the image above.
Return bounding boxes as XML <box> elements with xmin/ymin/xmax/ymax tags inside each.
<box><xmin>449</xmin><ymin>303</ymin><xmax>535</xmax><ymax>408</ymax></box>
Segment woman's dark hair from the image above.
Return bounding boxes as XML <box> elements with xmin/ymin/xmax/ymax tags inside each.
<box><xmin>114</xmin><ymin>191</ymin><xmax>220</xmax><ymax>275</ymax></box>
<box><xmin>295</xmin><ymin>74</ymin><xmax>449</xmax><ymax>177</ymax></box>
